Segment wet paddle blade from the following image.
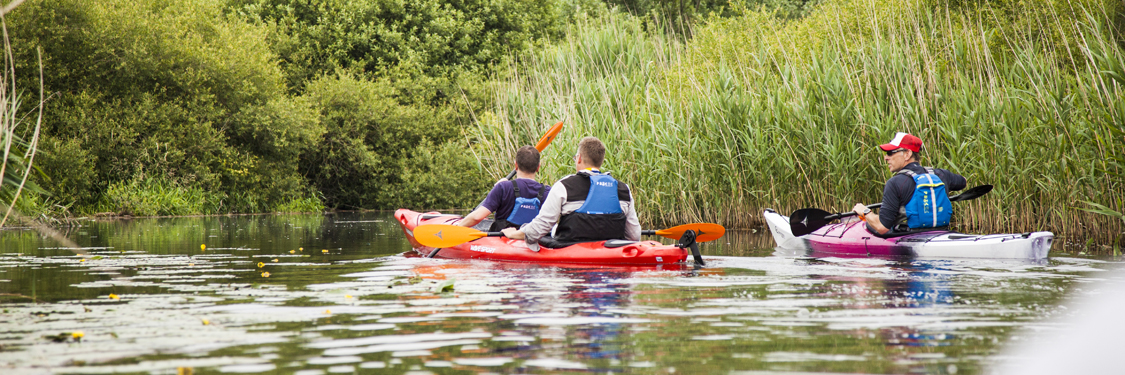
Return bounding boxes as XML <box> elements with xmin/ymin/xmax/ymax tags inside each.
<box><xmin>413</xmin><ymin>224</ymin><xmax>487</xmax><ymax>248</ymax></box>
<box><xmin>789</xmin><ymin>208</ymin><xmax>833</xmax><ymax>237</ymax></box>
<box><xmin>951</xmin><ymin>184</ymin><xmax>993</xmax><ymax>202</ymax></box>
<box><xmin>506</xmin><ymin>121</ymin><xmax>565</xmax><ymax>180</ymax></box>
<box><xmin>654</xmin><ymin>223</ymin><xmax>726</xmax><ymax>242</ymax></box>
<box><xmin>534</xmin><ymin>121</ymin><xmax>565</xmax><ymax>152</ymax></box>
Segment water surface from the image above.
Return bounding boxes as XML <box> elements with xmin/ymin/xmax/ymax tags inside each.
<box><xmin>0</xmin><ymin>212</ymin><xmax>1117</xmax><ymax>374</ymax></box>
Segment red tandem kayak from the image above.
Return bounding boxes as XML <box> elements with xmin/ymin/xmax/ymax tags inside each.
<box><xmin>395</xmin><ymin>209</ymin><xmax>691</xmax><ymax>265</ymax></box>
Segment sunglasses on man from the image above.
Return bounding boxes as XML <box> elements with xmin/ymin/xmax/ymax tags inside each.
<box><xmin>885</xmin><ymin>148</ymin><xmax>908</xmax><ymax>157</ymax></box>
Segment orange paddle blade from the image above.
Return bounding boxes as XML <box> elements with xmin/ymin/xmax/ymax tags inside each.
<box><xmin>654</xmin><ymin>223</ymin><xmax>726</xmax><ymax>242</ymax></box>
<box><xmin>413</xmin><ymin>224</ymin><xmax>488</xmax><ymax>248</ymax></box>
<box><xmin>534</xmin><ymin>121</ymin><xmax>565</xmax><ymax>152</ymax></box>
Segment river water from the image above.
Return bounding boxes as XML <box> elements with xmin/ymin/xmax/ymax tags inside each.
<box><xmin>0</xmin><ymin>212</ymin><xmax>1120</xmax><ymax>374</ymax></box>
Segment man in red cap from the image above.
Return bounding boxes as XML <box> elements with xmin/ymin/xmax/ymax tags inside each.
<box><xmin>851</xmin><ymin>132</ymin><xmax>966</xmax><ymax>235</ymax></box>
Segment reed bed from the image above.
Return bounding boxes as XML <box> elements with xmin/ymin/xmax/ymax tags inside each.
<box><xmin>472</xmin><ymin>0</ymin><xmax>1125</xmax><ymax>246</ymax></box>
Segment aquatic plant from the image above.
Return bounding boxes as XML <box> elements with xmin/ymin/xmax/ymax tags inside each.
<box><xmin>475</xmin><ymin>0</ymin><xmax>1125</xmax><ymax>244</ymax></box>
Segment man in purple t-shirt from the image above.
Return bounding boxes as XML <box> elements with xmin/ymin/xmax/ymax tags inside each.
<box><xmin>455</xmin><ymin>146</ymin><xmax>551</xmax><ymax>232</ymax></box>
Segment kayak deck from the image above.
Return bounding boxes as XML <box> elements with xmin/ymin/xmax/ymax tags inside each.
<box><xmin>763</xmin><ymin>209</ymin><xmax>1052</xmax><ymax>260</ymax></box>
<box><xmin>395</xmin><ymin>209</ymin><xmax>689</xmax><ymax>265</ymax></box>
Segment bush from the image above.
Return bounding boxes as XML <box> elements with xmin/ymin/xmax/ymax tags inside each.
<box><xmin>387</xmin><ymin>140</ymin><xmax>492</xmax><ymax>210</ymax></box>
<box><xmin>299</xmin><ymin>73</ymin><xmax>482</xmax><ymax>208</ymax></box>
<box><xmin>232</xmin><ymin>0</ymin><xmax>569</xmax><ymax>92</ymax></box>
<box><xmin>8</xmin><ymin>0</ymin><xmax>323</xmax><ymax>213</ymax></box>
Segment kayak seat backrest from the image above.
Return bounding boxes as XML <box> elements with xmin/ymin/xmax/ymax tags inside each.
<box><xmin>603</xmin><ymin>240</ymin><xmax>637</xmax><ymax>248</ymax></box>
<box><xmin>471</xmin><ymin>219</ymin><xmax>494</xmax><ymax>232</ymax></box>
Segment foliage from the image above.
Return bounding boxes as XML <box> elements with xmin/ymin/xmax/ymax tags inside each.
<box><xmin>230</xmin><ymin>0</ymin><xmax>572</xmax><ymax>92</ymax></box>
<box><xmin>388</xmin><ymin>140</ymin><xmax>492</xmax><ymax>210</ymax></box>
<box><xmin>274</xmin><ymin>192</ymin><xmax>326</xmax><ymax>213</ymax></box>
<box><xmin>298</xmin><ymin>73</ymin><xmax>484</xmax><ymax>209</ymax></box>
<box><xmin>97</xmin><ymin>177</ymin><xmax>219</xmax><ymax>216</ymax></box>
<box><xmin>8</xmin><ymin>0</ymin><xmax>323</xmax><ymax>214</ymax></box>
<box><xmin>604</xmin><ymin>0</ymin><xmax>822</xmax><ymax>36</ymax></box>
<box><xmin>0</xmin><ymin>2</ymin><xmax>46</xmax><ymax>227</ymax></box>
<box><xmin>230</xmin><ymin>0</ymin><xmax>571</xmax><ymax>209</ymax></box>
<box><xmin>477</xmin><ymin>0</ymin><xmax>1125</xmax><ymax>243</ymax></box>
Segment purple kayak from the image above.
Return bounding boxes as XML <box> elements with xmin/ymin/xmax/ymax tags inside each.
<box><xmin>763</xmin><ymin>209</ymin><xmax>1052</xmax><ymax>260</ymax></box>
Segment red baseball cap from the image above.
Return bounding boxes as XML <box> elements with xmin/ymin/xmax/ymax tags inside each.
<box><xmin>878</xmin><ymin>132</ymin><xmax>922</xmax><ymax>152</ymax></box>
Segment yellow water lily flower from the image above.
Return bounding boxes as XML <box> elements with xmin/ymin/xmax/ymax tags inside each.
<box><xmin>201</xmin><ymin>319</ymin><xmax>210</xmax><ymax>325</ymax></box>
<box><xmin>257</xmin><ymin>262</ymin><xmax>265</xmax><ymax>268</ymax></box>
<box><xmin>289</xmin><ymin>250</ymin><xmax>295</xmax><ymax>254</ymax></box>
<box><xmin>261</xmin><ymin>272</ymin><xmax>270</xmax><ymax>278</ymax></box>
<box><xmin>80</xmin><ymin>259</ymin><xmax>86</xmax><ymax>262</ymax></box>
<box><xmin>271</xmin><ymin>258</ymin><xmax>278</xmax><ymax>262</ymax></box>
<box><xmin>324</xmin><ymin>309</ymin><xmax>331</xmax><ymax>314</ymax></box>
<box><xmin>299</xmin><ymin>247</ymin><xmax>304</xmax><ymax>251</ymax></box>
<box><xmin>345</xmin><ymin>295</ymin><xmax>353</xmax><ymax>299</ymax></box>
<box><xmin>200</xmin><ymin>244</ymin><xmax>206</xmax><ymax>251</ymax></box>
<box><xmin>322</xmin><ymin>249</ymin><xmax>328</xmax><ymax>254</ymax></box>
<box><xmin>108</xmin><ymin>294</ymin><xmax>119</xmax><ymax>300</ymax></box>
<box><xmin>71</xmin><ymin>331</ymin><xmax>84</xmax><ymax>340</ymax></box>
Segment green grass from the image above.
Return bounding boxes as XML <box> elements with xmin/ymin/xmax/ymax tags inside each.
<box><xmin>472</xmin><ymin>0</ymin><xmax>1125</xmax><ymax>245</ymax></box>
<box><xmin>95</xmin><ymin>177</ymin><xmax>220</xmax><ymax>216</ymax></box>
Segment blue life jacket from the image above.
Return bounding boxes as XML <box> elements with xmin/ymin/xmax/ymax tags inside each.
<box><xmin>899</xmin><ymin>167</ymin><xmax>952</xmax><ymax>229</ymax></box>
<box><xmin>574</xmin><ymin>173</ymin><xmax>623</xmax><ymax>215</ymax></box>
<box><xmin>554</xmin><ymin>170</ymin><xmax>630</xmax><ymax>243</ymax></box>
<box><xmin>504</xmin><ymin>180</ymin><xmax>547</xmax><ymax>226</ymax></box>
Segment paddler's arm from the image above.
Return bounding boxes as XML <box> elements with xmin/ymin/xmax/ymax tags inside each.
<box><xmin>503</xmin><ymin>180</ymin><xmax>567</xmax><ymax>249</ymax></box>
<box><xmin>457</xmin><ymin>180</ymin><xmax>508</xmax><ymax>227</ymax></box>
<box><xmin>455</xmin><ymin>206</ymin><xmax>492</xmax><ymax>227</ymax></box>
<box><xmin>853</xmin><ymin>203</ymin><xmax>890</xmax><ymax>234</ymax></box>
<box><xmin>621</xmin><ymin>183</ymin><xmax>641</xmax><ymax>241</ymax></box>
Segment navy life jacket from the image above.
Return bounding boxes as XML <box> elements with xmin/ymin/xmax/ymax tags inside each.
<box><xmin>505</xmin><ymin>179</ymin><xmax>548</xmax><ymax>226</ymax></box>
<box><xmin>898</xmin><ymin>167</ymin><xmax>953</xmax><ymax>229</ymax></box>
<box><xmin>555</xmin><ymin>170</ymin><xmax>630</xmax><ymax>242</ymax></box>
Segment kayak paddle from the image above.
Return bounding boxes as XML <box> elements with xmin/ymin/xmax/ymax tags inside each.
<box><xmin>412</xmin><ymin>223</ymin><xmax>725</xmax><ymax>249</ymax></box>
<box><xmin>641</xmin><ymin>222</ymin><xmax>725</xmax><ymax>243</ymax></box>
<box><xmin>429</xmin><ymin>121</ymin><xmax>564</xmax><ymax>258</ymax></box>
<box><xmin>789</xmin><ymin>184</ymin><xmax>993</xmax><ymax>237</ymax></box>
<box><xmin>503</xmin><ymin>121</ymin><xmax>564</xmax><ymax>180</ymax></box>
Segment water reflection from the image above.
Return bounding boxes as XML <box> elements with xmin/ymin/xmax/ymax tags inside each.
<box><xmin>0</xmin><ymin>212</ymin><xmax>1115</xmax><ymax>374</ymax></box>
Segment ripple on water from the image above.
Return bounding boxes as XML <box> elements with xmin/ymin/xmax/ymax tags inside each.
<box><xmin>1</xmin><ymin>212</ymin><xmax>1115</xmax><ymax>374</ymax></box>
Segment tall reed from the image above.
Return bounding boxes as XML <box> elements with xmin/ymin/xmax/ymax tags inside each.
<box><xmin>0</xmin><ymin>2</ymin><xmax>42</xmax><ymax>227</ymax></box>
<box><xmin>0</xmin><ymin>1</ymin><xmax>80</xmax><ymax>251</ymax></box>
<box><xmin>473</xmin><ymin>0</ymin><xmax>1125</xmax><ymax>246</ymax></box>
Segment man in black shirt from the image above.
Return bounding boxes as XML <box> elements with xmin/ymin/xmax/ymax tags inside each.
<box><xmin>852</xmin><ymin>132</ymin><xmax>967</xmax><ymax>234</ymax></box>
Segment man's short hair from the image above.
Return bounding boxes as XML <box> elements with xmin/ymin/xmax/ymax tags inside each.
<box><xmin>515</xmin><ymin>145</ymin><xmax>540</xmax><ymax>173</ymax></box>
<box><xmin>907</xmin><ymin>149</ymin><xmax>921</xmax><ymax>163</ymax></box>
<box><xmin>577</xmin><ymin>137</ymin><xmax>606</xmax><ymax>167</ymax></box>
